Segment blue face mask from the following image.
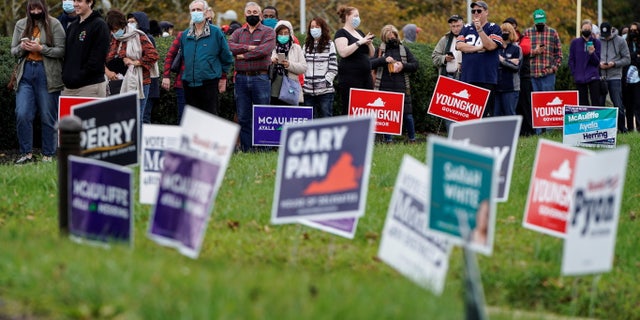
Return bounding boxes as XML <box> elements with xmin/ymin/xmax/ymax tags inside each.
<box><xmin>277</xmin><ymin>35</ymin><xmax>290</xmax><ymax>44</ymax></box>
<box><xmin>263</xmin><ymin>18</ymin><xmax>277</xmax><ymax>29</ymax></box>
<box><xmin>191</xmin><ymin>11</ymin><xmax>205</xmax><ymax>23</ymax></box>
<box><xmin>310</xmin><ymin>27</ymin><xmax>322</xmax><ymax>39</ymax></box>
<box><xmin>62</xmin><ymin>0</ymin><xmax>74</xmax><ymax>13</ymax></box>
<box><xmin>113</xmin><ymin>29</ymin><xmax>125</xmax><ymax>38</ymax></box>
<box><xmin>351</xmin><ymin>16</ymin><xmax>361</xmax><ymax>28</ymax></box>
<box><xmin>128</xmin><ymin>22</ymin><xmax>137</xmax><ymax>30</ymax></box>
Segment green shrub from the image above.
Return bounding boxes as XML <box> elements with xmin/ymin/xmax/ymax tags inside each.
<box><xmin>0</xmin><ymin>36</ymin><xmax>575</xmax><ymax>150</ymax></box>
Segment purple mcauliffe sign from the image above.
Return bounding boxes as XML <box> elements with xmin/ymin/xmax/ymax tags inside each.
<box><xmin>148</xmin><ymin>149</ymin><xmax>220</xmax><ymax>258</ymax></box>
<box><xmin>252</xmin><ymin>105</ymin><xmax>312</xmax><ymax>146</ymax></box>
<box><xmin>68</xmin><ymin>155</ymin><xmax>133</xmax><ymax>245</ymax></box>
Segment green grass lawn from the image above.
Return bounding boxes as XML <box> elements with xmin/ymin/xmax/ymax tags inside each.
<box><xmin>0</xmin><ymin>131</ymin><xmax>638</xmax><ymax>319</ymax></box>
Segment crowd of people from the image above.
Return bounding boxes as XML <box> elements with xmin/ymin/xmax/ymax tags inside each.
<box><xmin>10</xmin><ymin>0</ymin><xmax>640</xmax><ymax>162</ymax></box>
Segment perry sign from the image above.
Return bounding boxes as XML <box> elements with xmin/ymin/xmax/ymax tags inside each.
<box><xmin>427</xmin><ymin>75</ymin><xmax>490</xmax><ymax>122</ymax></box>
<box><xmin>531</xmin><ymin>91</ymin><xmax>579</xmax><ymax>128</ymax></box>
<box><xmin>522</xmin><ymin>139</ymin><xmax>594</xmax><ymax>238</ymax></box>
<box><xmin>348</xmin><ymin>88</ymin><xmax>404</xmax><ymax>135</ymax></box>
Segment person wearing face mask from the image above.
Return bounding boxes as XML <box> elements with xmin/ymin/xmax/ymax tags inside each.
<box><xmin>269</xmin><ymin>20</ymin><xmax>306</xmax><ymax>105</ymax></box>
<box><xmin>127</xmin><ymin>12</ymin><xmax>160</xmax><ymax>124</ymax></box>
<box><xmin>176</xmin><ymin>0</ymin><xmax>232</xmax><ymax>116</ymax></box>
<box><xmin>569</xmin><ymin>20</ymin><xmax>601</xmax><ymax>106</ymax></box>
<box><xmin>57</xmin><ymin>0</ymin><xmax>77</xmax><ymax>33</ymax></box>
<box><xmin>599</xmin><ymin>22</ymin><xmax>630</xmax><ymax>133</ymax></box>
<box><xmin>522</xmin><ymin>9</ymin><xmax>563</xmax><ymax>93</ymax></box>
<box><xmin>104</xmin><ymin>9</ymin><xmax>159</xmax><ymax>131</ymax></box>
<box><xmin>494</xmin><ymin>22</ymin><xmax>522</xmax><ymax>116</ymax></box>
<box><xmin>624</xmin><ymin>22</ymin><xmax>640</xmax><ymax>131</ymax></box>
<box><xmin>11</xmin><ymin>0</ymin><xmax>66</xmax><ymax>164</ymax></box>
<box><xmin>61</xmin><ymin>0</ymin><xmax>110</xmax><ymax>97</ymax></box>
<box><xmin>334</xmin><ymin>5</ymin><xmax>375</xmax><ymax>115</ymax></box>
<box><xmin>228</xmin><ymin>1</ymin><xmax>276</xmax><ymax>152</ymax></box>
<box><xmin>261</xmin><ymin>6</ymin><xmax>278</xmax><ymax>29</ymax></box>
<box><xmin>370</xmin><ymin>24</ymin><xmax>419</xmax><ymax>143</ymax></box>
<box><xmin>303</xmin><ymin>17</ymin><xmax>338</xmax><ymax>118</ymax></box>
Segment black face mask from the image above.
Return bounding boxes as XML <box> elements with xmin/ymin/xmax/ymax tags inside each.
<box><xmin>30</xmin><ymin>12</ymin><xmax>44</xmax><ymax>20</ymax></box>
<box><xmin>535</xmin><ymin>24</ymin><xmax>545</xmax><ymax>32</ymax></box>
<box><xmin>386</xmin><ymin>39</ymin><xmax>399</xmax><ymax>47</ymax></box>
<box><xmin>501</xmin><ymin>33</ymin><xmax>510</xmax><ymax>41</ymax></box>
<box><xmin>581</xmin><ymin>30</ymin><xmax>592</xmax><ymax>38</ymax></box>
<box><xmin>246</xmin><ymin>15</ymin><xmax>260</xmax><ymax>27</ymax></box>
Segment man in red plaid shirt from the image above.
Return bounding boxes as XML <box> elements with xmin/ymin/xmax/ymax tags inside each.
<box><xmin>522</xmin><ymin>9</ymin><xmax>563</xmax><ymax>92</ymax></box>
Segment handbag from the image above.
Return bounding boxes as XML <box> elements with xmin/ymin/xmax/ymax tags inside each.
<box><xmin>271</xmin><ymin>73</ymin><xmax>284</xmax><ymax>98</ymax></box>
<box><xmin>627</xmin><ymin>65</ymin><xmax>640</xmax><ymax>84</ymax></box>
<box><xmin>7</xmin><ymin>59</ymin><xmax>23</xmax><ymax>91</ymax></box>
<box><xmin>170</xmin><ymin>48</ymin><xmax>182</xmax><ymax>73</ymax></box>
<box><xmin>278</xmin><ymin>76</ymin><xmax>301</xmax><ymax>105</ymax></box>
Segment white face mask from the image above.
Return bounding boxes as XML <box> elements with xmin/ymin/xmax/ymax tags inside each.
<box><xmin>128</xmin><ymin>22</ymin><xmax>137</xmax><ymax>30</ymax></box>
<box><xmin>310</xmin><ymin>27</ymin><xmax>322</xmax><ymax>39</ymax></box>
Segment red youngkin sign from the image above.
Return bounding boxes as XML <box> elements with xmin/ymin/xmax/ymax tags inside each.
<box><xmin>348</xmin><ymin>88</ymin><xmax>404</xmax><ymax>135</ymax></box>
<box><xmin>531</xmin><ymin>91</ymin><xmax>579</xmax><ymax>128</ymax></box>
<box><xmin>427</xmin><ymin>76</ymin><xmax>490</xmax><ymax>122</ymax></box>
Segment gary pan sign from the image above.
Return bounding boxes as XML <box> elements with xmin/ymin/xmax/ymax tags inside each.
<box><xmin>271</xmin><ymin>116</ymin><xmax>375</xmax><ymax>224</ymax></box>
<box><xmin>68</xmin><ymin>155</ymin><xmax>133</xmax><ymax>246</ymax></box>
<box><xmin>348</xmin><ymin>88</ymin><xmax>404</xmax><ymax>135</ymax></box>
<box><xmin>252</xmin><ymin>105</ymin><xmax>312</xmax><ymax>146</ymax></box>
<box><xmin>71</xmin><ymin>92</ymin><xmax>139</xmax><ymax>166</ymax></box>
<box><xmin>531</xmin><ymin>91</ymin><xmax>578</xmax><ymax>128</ymax></box>
<box><xmin>427</xmin><ymin>75</ymin><xmax>489</xmax><ymax>122</ymax></box>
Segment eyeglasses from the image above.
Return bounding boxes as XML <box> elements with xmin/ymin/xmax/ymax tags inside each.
<box><xmin>471</xmin><ymin>9</ymin><xmax>483</xmax><ymax>14</ymax></box>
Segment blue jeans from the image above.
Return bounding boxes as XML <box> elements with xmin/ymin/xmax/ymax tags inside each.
<box><xmin>494</xmin><ymin>91</ymin><xmax>519</xmax><ymax>116</ymax></box>
<box><xmin>138</xmin><ymin>84</ymin><xmax>150</xmax><ymax>133</ymax></box>
<box><xmin>304</xmin><ymin>93</ymin><xmax>335</xmax><ymax>118</ymax></box>
<box><xmin>15</xmin><ymin>61</ymin><xmax>60</xmax><ymax>156</ymax></box>
<box><xmin>383</xmin><ymin>113</ymin><xmax>416</xmax><ymax>141</ymax></box>
<box><xmin>176</xmin><ymin>87</ymin><xmax>185</xmax><ymax>123</ymax></box>
<box><xmin>235</xmin><ymin>74</ymin><xmax>271</xmax><ymax>151</ymax></box>
<box><xmin>532</xmin><ymin>74</ymin><xmax>556</xmax><ymax>92</ymax></box>
<box><xmin>604</xmin><ymin>79</ymin><xmax>627</xmax><ymax>132</ymax></box>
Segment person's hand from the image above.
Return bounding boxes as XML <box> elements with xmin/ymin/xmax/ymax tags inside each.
<box><xmin>393</xmin><ymin>61</ymin><xmax>403</xmax><ymax>73</ymax></box>
<box><xmin>247</xmin><ymin>45</ymin><xmax>256</xmax><ymax>51</ymax></box>
<box><xmin>385</xmin><ymin>56</ymin><xmax>395</xmax><ymax>63</ymax></box>
<box><xmin>22</xmin><ymin>40</ymin><xmax>42</xmax><ymax>52</ymax></box>
<box><xmin>587</xmin><ymin>44</ymin><xmax>595</xmax><ymax>54</ymax></box>
<box><xmin>445</xmin><ymin>55</ymin><xmax>454</xmax><ymax>62</ymax></box>
<box><xmin>106</xmin><ymin>70</ymin><xmax>117</xmax><ymax>81</ymax></box>
<box><xmin>161</xmin><ymin>78</ymin><xmax>171</xmax><ymax>90</ymax></box>
<box><xmin>282</xmin><ymin>60</ymin><xmax>290</xmax><ymax>68</ymax></box>
<box><xmin>499</xmin><ymin>55</ymin><xmax>505</xmax><ymax>62</ymax></box>
<box><xmin>218</xmin><ymin>78</ymin><xmax>227</xmax><ymax>93</ymax></box>
<box><xmin>473</xmin><ymin>18</ymin><xmax>482</xmax><ymax>32</ymax></box>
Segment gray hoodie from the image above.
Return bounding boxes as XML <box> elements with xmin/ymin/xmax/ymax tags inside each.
<box><xmin>600</xmin><ymin>34</ymin><xmax>630</xmax><ymax>80</ymax></box>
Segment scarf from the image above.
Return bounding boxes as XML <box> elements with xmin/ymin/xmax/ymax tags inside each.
<box><xmin>114</xmin><ymin>25</ymin><xmax>145</xmax><ymax>99</ymax></box>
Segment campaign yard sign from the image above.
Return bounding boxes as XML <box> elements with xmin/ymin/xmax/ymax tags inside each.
<box><xmin>531</xmin><ymin>91</ymin><xmax>579</xmax><ymax>128</ymax></box>
<box><xmin>426</xmin><ymin>135</ymin><xmax>498</xmax><ymax>255</ymax></box>
<box><xmin>299</xmin><ymin>217</ymin><xmax>358</xmax><ymax>239</ymax></box>
<box><xmin>378</xmin><ymin>155</ymin><xmax>451</xmax><ymax>295</ymax></box>
<box><xmin>449</xmin><ymin>116</ymin><xmax>522</xmax><ymax>202</ymax></box>
<box><xmin>522</xmin><ymin>139</ymin><xmax>594</xmax><ymax>238</ymax></box>
<box><xmin>563</xmin><ymin>106</ymin><xmax>617</xmax><ymax>148</ymax></box>
<box><xmin>139</xmin><ymin>124</ymin><xmax>181</xmax><ymax>204</ymax></box>
<box><xmin>68</xmin><ymin>155</ymin><xmax>133</xmax><ymax>246</ymax></box>
<box><xmin>348</xmin><ymin>88</ymin><xmax>404</xmax><ymax>135</ymax></box>
<box><xmin>252</xmin><ymin>105</ymin><xmax>313</xmax><ymax>146</ymax></box>
<box><xmin>271</xmin><ymin>116</ymin><xmax>375</xmax><ymax>224</ymax></box>
<box><xmin>148</xmin><ymin>150</ymin><xmax>220</xmax><ymax>259</ymax></box>
<box><xmin>427</xmin><ymin>75</ymin><xmax>490</xmax><ymax>122</ymax></box>
<box><xmin>59</xmin><ymin>96</ymin><xmax>101</xmax><ymax>123</ymax></box>
<box><xmin>71</xmin><ymin>92</ymin><xmax>139</xmax><ymax>166</ymax></box>
<box><xmin>561</xmin><ymin>146</ymin><xmax>629</xmax><ymax>276</ymax></box>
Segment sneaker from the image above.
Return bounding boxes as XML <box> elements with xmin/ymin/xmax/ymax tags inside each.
<box><xmin>42</xmin><ymin>156</ymin><xmax>53</xmax><ymax>162</ymax></box>
<box><xmin>15</xmin><ymin>154</ymin><xmax>34</xmax><ymax>165</ymax></box>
